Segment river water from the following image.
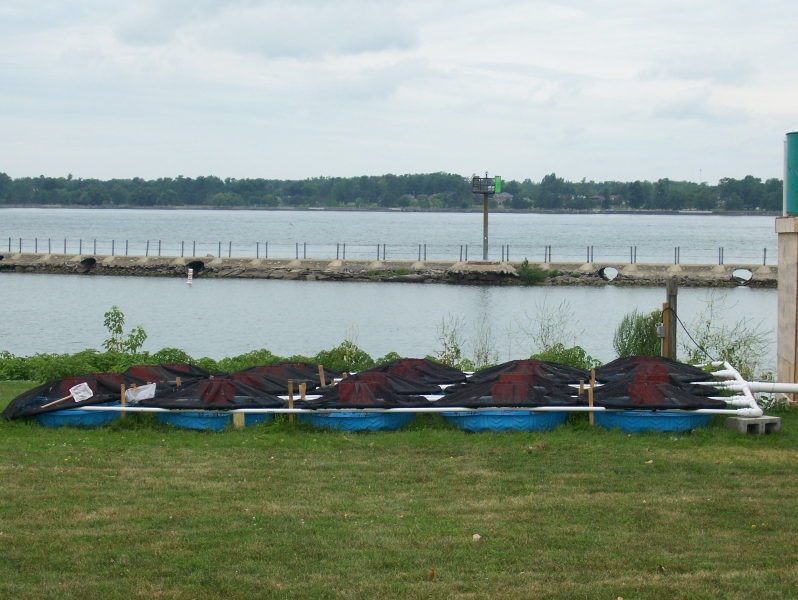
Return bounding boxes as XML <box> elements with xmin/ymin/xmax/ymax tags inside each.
<box><xmin>0</xmin><ymin>273</ymin><xmax>776</xmax><ymax>367</ymax></box>
<box><xmin>0</xmin><ymin>208</ymin><xmax>777</xmax><ymax>264</ymax></box>
<box><xmin>0</xmin><ymin>209</ymin><xmax>778</xmax><ymax>366</ymax></box>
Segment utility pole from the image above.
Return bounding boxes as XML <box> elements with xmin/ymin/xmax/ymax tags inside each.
<box><xmin>472</xmin><ymin>172</ymin><xmax>501</xmax><ymax>261</ymax></box>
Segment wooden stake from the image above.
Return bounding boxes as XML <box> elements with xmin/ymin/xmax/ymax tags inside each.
<box><xmin>233</xmin><ymin>412</ymin><xmax>245</xmax><ymax>428</ymax></box>
<box><xmin>579</xmin><ymin>379</ymin><xmax>584</xmax><ymax>395</ymax></box>
<box><xmin>288</xmin><ymin>379</ymin><xmax>294</xmax><ymax>423</ymax></box>
<box><xmin>299</xmin><ymin>382</ymin><xmax>306</xmax><ymax>402</ymax></box>
<box><xmin>318</xmin><ymin>364</ymin><xmax>326</xmax><ymax>387</ymax></box>
<box><xmin>176</xmin><ymin>376</ymin><xmax>182</xmax><ymax>389</ymax></box>
<box><xmin>662</xmin><ymin>301</ymin><xmax>670</xmax><ymax>358</ymax></box>
<box><xmin>588</xmin><ymin>370</ymin><xmax>595</xmax><ymax>426</ymax></box>
<box><xmin>120</xmin><ymin>383</ymin><xmax>126</xmax><ymax>420</ymax></box>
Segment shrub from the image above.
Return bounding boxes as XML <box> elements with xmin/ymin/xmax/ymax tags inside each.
<box><xmin>531</xmin><ymin>344</ymin><xmax>601</xmax><ymax>370</ymax></box>
<box><xmin>613</xmin><ymin>309</ymin><xmax>662</xmax><ymax>358</ymax></box>
<box><xmin>517</xmin><ymin>259</ymin><xmax>547</xmax><ymax>284</ymax></box>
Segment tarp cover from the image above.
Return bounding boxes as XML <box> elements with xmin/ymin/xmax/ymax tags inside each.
<box><xmin>434</xmin><ymin>372</ymin><xmax>576</xmax><ymax>408</ymax></box>
<box><xmin>303</xmin><ymin>380</ymin><xmax>429</xmax><ymax>409</ymax></box>
<box><xmin>441</xmin><ymin>359</ymin><xmax>588</xmax><ymax>396</ymax></box>
<box><xmin>137</xmin><ymin>378</ymin><xmax>284</xmax><ymax>410</ymax></box>
<box><xmin>240</xmin><ymin>362</ymin><xmax>342</xmax><ymax>392</ymax></box>
<box><xmin>123</xmin><ymin>364</ymin><xmax>214</xmax><ymax>385</ymax></box>
<box><xmin>332</xmin><ymin>372</ymin><xmax>442</xmax><ymax>395</ymax></box>
<box><xmin>593</xmin><ymin>379</ymin><xmax>728</xmax><ymax>410</ymax></box>
<box><xmin>364</xmin><ymin>358</ymin><xmax>466</xmax><ymax>384</ymax></box>
<box><xmin>595</xmin><ymin>356</ymin><xmax>717</xmax><ymax>396</ymax></box>
<box><xmin>2</xmin><ymin>372</ymin><xmax>150</xmax><ymax>419</ymax></box>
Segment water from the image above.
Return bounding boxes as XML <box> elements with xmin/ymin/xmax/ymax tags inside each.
<box><xmin>0</xmin><ymin>273</ymin><xmax>776</xmax><ymax>366</ymax></box>
<box><xmin>0</xmin><ymin>208</ymin><xmax>777</xmax><ymax>264</ymax></box>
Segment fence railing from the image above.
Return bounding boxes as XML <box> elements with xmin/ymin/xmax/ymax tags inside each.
<box><xmin>2</xmin><ymin>237</ymin><xmax>774</xmax><ymax>266</ymax></box>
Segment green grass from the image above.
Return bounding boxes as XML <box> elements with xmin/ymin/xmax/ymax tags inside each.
<box><xmin>1</xmin><ymin>381</ymin><xmax>797</xmax><ymax>599</ymax></box>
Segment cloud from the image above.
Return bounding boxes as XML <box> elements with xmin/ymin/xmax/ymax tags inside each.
<box><xmin>639</xmin><ymin>53</ymin><xmax>757</xmax><ymax>85</ymax></box>
<box><xmin>114</xmin><ymin>0</ymin><xmax>418</xmax><ymax>58</ymax></box>
<box><xmin>652</xmin><ymin>88</ymin><xmax>750</xmax><ymax>124</ymax></box>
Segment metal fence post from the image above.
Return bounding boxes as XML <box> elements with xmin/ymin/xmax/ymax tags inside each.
<box><xmin>228</xmin><ymin>241</ymin><xmax>231</xmax><ymax>257</ymax></box>
<box><xmin>304</xmin><ymin>242</ymin><xmax>307</xmax><ymax>259</ymax></box>
<box><xmin>343</xmin><ymin>243</ymin><xmax>345</xmax><ymax>260</ymax></box>
<box><xmin>126</xmin><ymin>240</ymin><xmax>128</xmax><ymax>256</ymax></box>
<box><xmin>146</xmin><ymin>241</ymin><xmax>149</xmax><ymax>257</ymax></box>
<box><xmin>182</xmin><ymin>241</ymin><xmax>185</xmax><ymax>257</ymax></box>
<box><xmin>35</xmin><ymin>238</ymin><xmax>37</xmax><ymax>253</ymax></box>
<box><xmin>265</xmin><ymin>242</ymin><xmax>268</xmax><ymax>259</ymax></box>
<box><xmin>112</xmin><ymin>240</ymin><xmax>115</xmax><ymax>256</ymax></box>
<box><xmin>94</xmin><ymin>239</ymin><xmax>97</xmax><ymax>254</ymax></box>
<box><xmin>48</xmin><ymin>238</ymin><xmax>51</xmax><ymax>254</ymax></box>
<box><xmin>193</xmin><ymin>241</ymin><xmax>196</xmax><ymax>257</ymax></box>
<box><xmin>79</xmin><ymin>239</ymin><xmax>82</xmax><ymax>254</ymax></box>
<box><xmin>424</xmin><ymin>244</ymin><xmax>427</xmax><ymax>260</ymax></box>
<box><xmin>764</xmin><ymin>247</ymin><xmax>767</xmax><ymax>266</ymax></box>
<box><xmin>159</xmin><ymin>240</ymin><xmax>161</xmax><ymax>256</ymax></box>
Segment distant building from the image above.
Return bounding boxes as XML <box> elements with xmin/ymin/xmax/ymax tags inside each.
<box><xmin>493</xmin><ymin>192</ymin><xmax>514</xmax><ymax>205</ymax></box>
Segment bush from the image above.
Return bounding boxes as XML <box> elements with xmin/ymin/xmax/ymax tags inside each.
<box><xmin>517</xmin><ymin>259</ymin><xmax>547</xmax><ymax>284</ymax></box>
<box><xmin>613</xmin><ymin>309</ymin><xmax>662</xmax><ymax>358</ymax></box>
<box><xmin>531</xmin><ymin>343</ymin><xmax>601</xmax><ymax>370</ymax></box>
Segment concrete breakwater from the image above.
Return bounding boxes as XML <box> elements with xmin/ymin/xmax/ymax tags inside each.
<box><xmin>0</xmin><ymin>252</ymin><xmax>776</xmax><ymax>288</ymax></box>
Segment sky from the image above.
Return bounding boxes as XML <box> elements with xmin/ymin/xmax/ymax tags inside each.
<box><xmin>1</xmin><ymin>0</ymin><xmax>797</xmax><ymax>184</ymax></box>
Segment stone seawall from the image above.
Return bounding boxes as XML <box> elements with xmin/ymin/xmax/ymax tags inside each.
<box><xmin>0</xmin><ymin>252</ymin><xmax>777</xmax><ymax>288</ymax></box>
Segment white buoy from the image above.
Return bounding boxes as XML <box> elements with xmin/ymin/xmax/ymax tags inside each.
<box><xmin>186</xmin><ymin>267</ymin><xmax>193</xmax><ymax>285</ymax></box>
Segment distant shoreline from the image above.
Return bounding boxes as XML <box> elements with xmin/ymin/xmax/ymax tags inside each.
<box><xmin>0</xmin><ymin>205</ymin><xmax>780</xmax><ymax>217</ymax></box>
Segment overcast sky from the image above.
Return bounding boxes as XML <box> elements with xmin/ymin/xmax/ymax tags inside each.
<box><xmin>1</xmin><ymin>0</ymin><xmax>797</xmax><ymax>183</ymax></box>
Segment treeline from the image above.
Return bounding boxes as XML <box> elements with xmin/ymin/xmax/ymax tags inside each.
<box><xmin>0</xmin><ymin>170</ymin><xmax>783</xmax><ymax>211</ymax></box>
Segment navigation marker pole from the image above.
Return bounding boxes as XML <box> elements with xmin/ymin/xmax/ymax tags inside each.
<box><xmin>472</xmin><ymin>173</ymin><xmax>501</xmax><ymax>261</ymax></box>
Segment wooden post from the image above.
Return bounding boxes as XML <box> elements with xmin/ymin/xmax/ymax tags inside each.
<box><xmin>661</xmin><ymin>301</ymin><xmax>670</xmax><ymax>358</ymax></box>
<box><xmin>299</xmin><ymin>383</ymin><xmax>306</xmax><ymax>401</ymax></box>
<box><xmin>288</xmin><ymin>379</ymin><xmax>294</xmax><ymax>423</ymax></box>
<box><xmin>120</xmin><ymin>384</ymin><xmax>126</xmax><ymax>420</ymax></box>
<box><xmin>588</xmin><ymin>370</ymin><xmax>595</xmax><ymax>426</ymax></box>
<box><xmin>233</xmin><ymin>412</ymin><xmax>245</xmax><ymax>428</ymax></box>
<box><xmin>176</xmin><ymin>376</ymin><xmax>182</xmax><ymax>389</ymax></box>
<box><xmin>318</xmin><ymin>364</ymin><xmax>326</xmax><ymax>387</ymax></box>
<box><xmin>578</xmin><ymin>379</ymin><xmax>584</xmax><ymax>395</ymax></box>
<box><xmin>665</xmin><ymin>279</ymin><xmax>678</xmax><ymax>360</ymax></box>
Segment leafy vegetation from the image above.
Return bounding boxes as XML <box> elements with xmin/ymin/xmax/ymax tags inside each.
<box><xmin>1</xmin><ymin>380</ymin><xmax>796</xmax><ymax>599</ymax></box>
<box><xmin>0</xmin><ymin>169</ymin><xmax>782</xmax><ymax>211</ymax></box>
<box><xmin>682</xmin><ymin>293</ymin><xmax>772</xmax><ymax>380</ymax></box>
<box><xmin>613</xmin><ymin>309</ymin><xmax>663</xmax><ymax>358</ymax></box>
<box><xmin>517</xmin><ymin>259</ymin><xmax>559</xmax><ymax>284</ymax></box>
<box><xmin>101</xmin><ymin>305</ymin><xmax>147</xmax><ymax>353</ymax></box>
<box><xmin>531</xmin><ymin>343</ymin><xmax>602</xmax><ymax>370</ymax></box>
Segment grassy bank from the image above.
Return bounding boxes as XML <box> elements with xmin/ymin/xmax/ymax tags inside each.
<box><xmin>1</xmin><ymin>381</ymin><xmax>796</xmax><ymax>599</ymax></box>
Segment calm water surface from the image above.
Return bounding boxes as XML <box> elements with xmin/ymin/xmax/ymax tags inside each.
<box><xmin>0</xmin><ymin>208</ymin><xmax>777</xmax><ymax>264</ymax></box>
<box><xmin>0</xmin><ymin>273</ymin><xmax>776</xmax><ymax>367</ymax></box>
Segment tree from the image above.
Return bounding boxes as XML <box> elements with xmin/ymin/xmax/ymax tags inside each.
<box><xmin>102</xmin><ymin>306</ymin><xmax>147</xmax><ymax>353</ymax></box>
<box><xmin>628</xmin><ymin>180</ymin><xmax>645</xmax><ymax>208</ymax></box>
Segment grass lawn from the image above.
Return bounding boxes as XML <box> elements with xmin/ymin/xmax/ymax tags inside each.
<box><xmin>1</xmin><ymin>380</ymin><xmax>797</xmax><ymax>599</ymax></box>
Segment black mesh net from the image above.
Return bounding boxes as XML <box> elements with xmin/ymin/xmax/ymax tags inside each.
<box><xmin>2</xmin><ymin>372</ymin><xmax>151</xmax><ymax>419</ymax></box>
<box><xmin>595</xmin><ymin>356</ymin><xmax>717</xmax><ymax>396</ymax></box>
<box><xmin>434</xmin><ymin>371</ymin><xmax>576</xmax><ymax>408</ymax></box>
<box><xmin>364</xmin><ymin>358</ymin><xmax>466</xmax><ymax>384</ymax></box>
<box><xmin>138</xmin><ymin>378</ymin><xmax>284</xmax><ymax>410</ymax></box>
<box><xmin>303</xmin><ymin>379</ymin><xmax>429</xmax><ymax>409</ymax></box>
<box><xmin>240</xmin><ymin>362</ymin><xmax>342</xmax><ymax>392</ymax></box>
<box><xmin>593</xmin><ymin>380</ymin><xmax>727</xmax><ymax>410</ymax></box>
